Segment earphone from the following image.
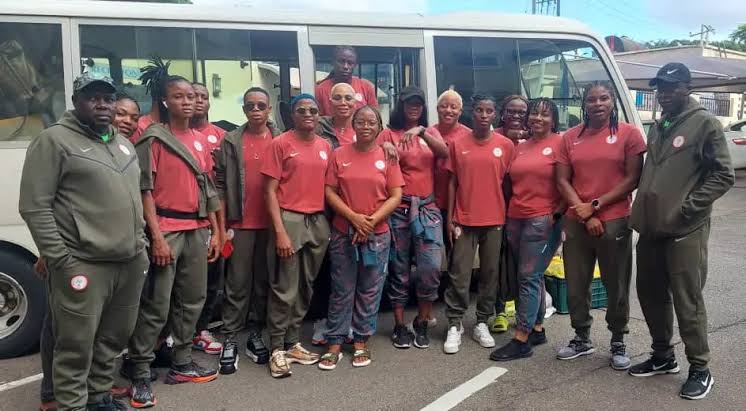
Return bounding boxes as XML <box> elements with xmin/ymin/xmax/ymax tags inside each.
<box><xmin>162</xmin><ymin>102</ymin><xmax>168</xmax><ymax>108</ymax></box>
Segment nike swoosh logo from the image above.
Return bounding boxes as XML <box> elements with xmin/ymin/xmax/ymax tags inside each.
<box><xmin>674</xmin><ymin>236</ymin><xmax>688</xmax><ymax>242</ymax></box>
<box><xmin>615</xmin><ymin>235</ymin><xmax>625</xmax><ymax>241</ymax></box>
<box><xmin>289</xmin><ymin>152</ymin><xmax>300</xmax><ymax>157</ymax></box>
<box><xmin>81</xmin><ymin>147</ymin><xmax>93</xmax><ymax>153</ymax></box>
<box><xmin>461</xmin><ymin>150</ymin><xmax>470</xmax><ymax>154</ymax></box>
<box><xmin>652</xmin><ymin>363</ymin><xmax>669</xmax><ymax>370</ymax></box>
<box><xmin>573</xmin><ymin>141</ymin><xmax>583</xmax><ymax>145</ymax></box>
<box><xmin>342</xmin><ymin>162</ymin><xmax>352</xmax><ymax>167</ymax></box>
<box><xmin>666</xmin><ymin>69</ymin><xmax>678</xmax><ymax>75</ymax></box>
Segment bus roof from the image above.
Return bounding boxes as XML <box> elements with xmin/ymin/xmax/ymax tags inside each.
<box><xmin>3</xmin><ymin>0</ymin><xmax>596</xmax><ymax>37</ymax></box>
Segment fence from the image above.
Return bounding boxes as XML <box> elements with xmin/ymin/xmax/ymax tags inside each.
<box><xmin>634</xmin><ymin>90</ymin><xmax>731</xmax><ymax>117</ymax></box>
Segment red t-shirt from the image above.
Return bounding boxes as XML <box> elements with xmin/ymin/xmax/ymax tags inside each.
<box><xmin>446</xmin><ymin>131</ymin><xmax>515</xmax><ymax>226</ymax></box>
<box><xmin>508</xmin><ymin>133</ymin><xmax>563</xmax><ymax>219</ymax></box>
<box><xmin>130</xmin><ymin>114</ymin><xmax>154</xmax><ymax>144</ymax></box>
<box><xmin>315</xmin><ymin>76</ymin><xmax>378</xmax><ymax>116</ymax></box>
<box><xmin>326</xmin><ymin>144</ymin><xmax>404</xmax><ymax>234</ymax></box>
<box><xmin>335</xmin><ymin>125</ymin><xmax>357</xmax><ymax>146</ymax></box>
<box><xmin>556</xmin><ymin>122</ymin><xmax>647</xmax><ymax>221</ymax></box>
<box><xmin>260</xmin><ymin>131</ymin><xmax>331</xmax><ymax>214</ymax></box>
<box><xmin>194</xmin><ymin>122</ymin><xmax>226</xmax><ymax>152</ymax></box>
<box><xmin>150</xmin><ymin>128</ymin><xmax>212</xmax><ymax>232</ymax></box>
<box><xmin>434</xmin><ymin>123</ymin><xmax>471</xmax><ymax>210</ymax></box>
<box><xmin>378</xmin><ymin>127</ymin><xmax>441</xmax><ymax>204</ymax></box>
<box><xmin>229</xmin><ymin>129</ymin><xmax>273</xmax><ymax>230</ymax></box>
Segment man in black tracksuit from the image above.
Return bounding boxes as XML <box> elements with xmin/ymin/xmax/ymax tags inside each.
<box><xmin>629</xmin><ymin>63</ymin><xmax>735</xmax><ymax>400</ymax></box>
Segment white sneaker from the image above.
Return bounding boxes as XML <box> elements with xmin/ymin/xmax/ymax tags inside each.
<box><xmin>472</xmin><ymin>322</ymin><xmax>495</xmax><ymax>348</ymax></box>
<box><xmin>443</xmin><ymin>324</ymin><xmax>464</xmax><ymax>354</ymax></box>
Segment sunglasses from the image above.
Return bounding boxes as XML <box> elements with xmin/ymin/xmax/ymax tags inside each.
<box><xmin>243</xmin><ymin>102</ymin><xmax>268</xmax><ymax>111</ymax></box>
<box><xmin>353</xmin><ymin>120</ymin><xmax>378</xmax><ymax>128</ymax></box>
<box><xmin>295</xmin><ymin>107</ymin><xmax>319</xmax><ymax>116</ymax></box>
<box><xmin>332</xmin><ymin>94</ymin><xmax>355</xmax><ymax>102</ymax></box>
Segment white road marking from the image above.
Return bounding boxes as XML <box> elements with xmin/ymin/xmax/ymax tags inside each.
<box><xmin>420</xmin><ymin>366</ymin><xmax>507</xmax><ymax>411</ymax></box>
<box><xmin>0</xmin><ymin>373</ymin><xmax>42</xmax><ymax>393</ymax></box>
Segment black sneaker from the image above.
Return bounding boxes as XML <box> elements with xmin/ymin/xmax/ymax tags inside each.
<box><xmin>412</xmin><ymin>317</ymin><xmax>430</xmax><ymax>349</ymax></box>
<box><xmin>490</xmin><ymin>339</ymin><xmax>533</xmax><ymax>361</ymax></box>
<box><xmin>129</xmin><ymin>378</ymin><xmax>156</xmax><ymax>409</ymax></box>
<box><xmin>87</xmin><ymin>395</ymin><xmax>129</xmax><ymax>411</ymax></box>
<box><xmin>246</xmin><ymin>332</ymin><xmax>270</xmax><ymax>364</ymax></box>
<box><xmin>166</xmin><ymin>361</ymin><xmax>218</xmax><ymax>384</ymax></box>
<box><xmin>628</xmin><ymin>356</ymin><xmax>680</xmax><ymax>377</ymax></box>
<box><xmin>680</xmin><ymin>369</ymin><xmax>714</xmax><ymax>400</ymax></box>
<box><xmin>528</xmin><ymin>329</ymin><xmax>547</xmax><ymax>346</ymax></box>
<box><xmin>392</xmin><ymin>324</ymin><xmax>413</xmax><ymax>349</ymax></box>
<box><xmin>151</xmin><ymin>343</ymin><xmax>172</xmax><ymax>368</ymax></box>
<box><xmin>119</xmin><ymin>355</ymin><xmax>158</xmax><ymax>382</ymax></box>
<box><xmin>219</xmin><ymin>341</ymin><xmax>239</xmax><ymax>375</ymax></box>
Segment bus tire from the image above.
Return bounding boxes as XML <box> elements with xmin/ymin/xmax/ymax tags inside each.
<box><xmin>0</xmin><ymin>248</ymin><xmax>46</xmax><ymax>359</ymax></box>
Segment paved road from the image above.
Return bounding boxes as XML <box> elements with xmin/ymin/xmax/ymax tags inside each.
<box><xmin>2</xmin><ymin>170</ymin><xmax>745</xmax><ymax>411</ymax></box>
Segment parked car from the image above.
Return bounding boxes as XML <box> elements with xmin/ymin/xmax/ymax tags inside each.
<box><xmin>725</xmin><ymin>120</ymin><xmax>746</xmax><ymax>169</ymax></box>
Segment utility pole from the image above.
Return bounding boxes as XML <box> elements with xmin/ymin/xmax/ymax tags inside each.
<box><xmin>690</xmin><ymin>24</ymin><xmax>715</xmax><ymax>49</ymax></box>
<box><xmin>532</xmin><ymin>0</ymin><xmax>560</xmax><ymax>16</ymax></box>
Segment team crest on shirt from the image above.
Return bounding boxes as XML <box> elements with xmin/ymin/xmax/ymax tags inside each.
<box><xmin>207</xmin><ymin>134</ymin><xmax>218</xmax><ymax>144</ymax></box>
<box><xmin>119</xmin><ymin>144</ymin><xmax>131</xmax><ymax>156</ymax></box>
<box><xmin>70</xmin><ymin>275</ymin><xmax>88</xmax><ymax>291</ymax></box>
<box><xmin>319</xmin><ymin>150</ymin><xmax>328</xmax><ymax>160</ymax></box>
<box><xmin>542</xmin><ymin>147</ymin><xmax>553</xmax><ymax>156</ymax></box>
<box><xmin>606</xmin><ymin>135</ymin><xmax>618</xmax><ymax>144</ymax></box>
<box><xmin>194</xmin><ymin>141</ymin><xmax>204</xmax><ymax>152</ymax></box>
<box><xmin>493</xmin><ymin>147</ymin><xmax>503</xmax><ymax>158</ymax></box>
<box><xmin>354</xmin><ymin>93</ymin><xmax>363</xmax><ymax>102</ymax></box>
<box><xmin>673</xmin><ymin>135</ymin><xmax>685</xmax><ymax>148</ymax></box>
<box><xmin>375</xmin><ymin>160</ymin><xmax>385</xmax><ymax>170</ymax></box>
<box><xmin>226</xmin><ymin>229</ymin><xmax>235</xmax><ymax>240</ymax></box>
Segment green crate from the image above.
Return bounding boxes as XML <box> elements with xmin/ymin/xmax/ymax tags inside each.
<box><xmin>545</xmin><ymin>276</ymin><xmax>607</xmax><ymax>314</ymax></box>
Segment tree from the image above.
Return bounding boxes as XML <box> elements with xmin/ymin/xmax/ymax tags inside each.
<box><xmin>731</xmin><ymin>24</ymin><xmax>746</xmax><ymax>44</ymax></box>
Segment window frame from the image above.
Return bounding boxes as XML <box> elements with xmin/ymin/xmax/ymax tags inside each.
<box><xmin>423</xmin><ymin>29</ymin><xmax>639</xmax><ymax>129</ymax></box>
<box><xmin>0</xmin><ymin>15</ymin><xmax>73</xmax><ymax>147</ymax></box>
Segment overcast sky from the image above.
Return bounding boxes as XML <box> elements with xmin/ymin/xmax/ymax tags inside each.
<box><xmin>191</xmin><ymin>0</ymin><xmax>745</xmax><ymax>42</ymax></box>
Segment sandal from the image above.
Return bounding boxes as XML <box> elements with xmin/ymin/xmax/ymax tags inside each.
<box><xmin>318</xmin><ymin>351</ymin><xmax>343</xmax><ymax>370</ymax></box>
<box><xmin>352</xmin><ymin>348</ymin><xmax>371</xmax><ymax>368</ymax></box>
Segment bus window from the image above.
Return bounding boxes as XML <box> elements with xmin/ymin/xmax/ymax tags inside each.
<box><xmin>0</xmin><ymin>22</ymin><xmax>65</xmax><ymax>141</ymax></box>
<box><xmin>434</xmin><ymin>36</ymin><xmax>624</xmax><ymax>131</ymax></box>
<box><xmin>313</xmin><ymin>46</ymin><xmax>420</xmax><ymax>125</ymax></box>
<box><xmin>80</xmin><ymin>25</ymin><xmax>195</xmax><ymax>116</ymax></box>
<box><xmin>195</xmin><ymin>28</ymin><xmax>299</xmax><ymax>130</ymax></box>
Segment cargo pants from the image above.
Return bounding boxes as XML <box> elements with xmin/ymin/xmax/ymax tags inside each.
<box><xmin>445</xmin><ymin>225</ymin><xmax>502</xmax><ymax>327</ymax></box>
<box><xmin>128</xmin><ymin>228</ymin><xmax>209</xmax><ymax>379</ymax></box>
<box><xmin>221</xmin><ymin>229</ymin><xmax>272</xmax><ymax>338</ymax></box>
<box><xmin>267</xmin><ymin>210</ymin><xmax>330</xmax><ymax>351</ymax></box>
<box><xmin>48</xmin><ymin>251</ymin><xmax>149</xmax><ymax>410</ymax></box>
<box><xmin>636</xmin><ymin>220</ymin><xmax>711</xmax><ymax>371</ymax></box>
<box><xmin>562</xmin><ymin>217</ymin><xmax>632</xmax><ymax>342</ymax></box>
<box><xmin>326</xmin><ymin>229</ymin><xmax>390</xmax><ymax>345</ymax></box>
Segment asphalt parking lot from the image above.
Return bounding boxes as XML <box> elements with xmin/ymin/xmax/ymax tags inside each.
<box><xmin>2</xmin><ymin>170</ymin><xmax>745</xmax><ymax>411</ymax></box>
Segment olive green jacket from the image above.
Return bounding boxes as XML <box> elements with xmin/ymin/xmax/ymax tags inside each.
<box><xmin>19</xmin><ymin>111</ymin><xmax>146</xmax><ymax>267</ymax></box>
<box><xmin>213</xmin><ymin>121</ymin><xmax>280</xmax><ymax>223</ymax></box>
<box><xmin>630</xmin><ymin>98</ymin><xmax>735</xmax><ymax>238</ymax></box>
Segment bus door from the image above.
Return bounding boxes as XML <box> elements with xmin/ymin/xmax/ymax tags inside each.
<box><xmin>308</xmin><ymin>26</ymin><xmax>424</xmax><ymax>126</ymax></box>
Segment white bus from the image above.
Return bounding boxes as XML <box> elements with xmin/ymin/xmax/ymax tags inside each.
<box><xmin>0</xmin><ymin>0</ymin><xmax>640</xmax><ymax>358</ymax></box>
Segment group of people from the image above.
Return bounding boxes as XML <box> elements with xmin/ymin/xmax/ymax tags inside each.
<box><xmin>19</xmin><ymin>44</ymin><xmax>734</xmax><ymax>411</ymax></box>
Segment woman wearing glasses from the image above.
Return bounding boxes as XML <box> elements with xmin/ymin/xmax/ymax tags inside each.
<box><xmin>214</xmin><ymin>87</ymin><xmax>280</xmax><ymax>371</ymax></box>
<box><xmin>317</xmin><ymin>82</ymin><xmax>357</xmax><ymax>148</ymax></box>
<box><xmin>261</xmin><ymin>94</ymin><xmax>332</xmax><ymax>378</ymax></box>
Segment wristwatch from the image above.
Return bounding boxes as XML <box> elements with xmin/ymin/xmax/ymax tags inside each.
<box><xmin>591</xmin><ymin>199</ymin><xmax>601</xmax><ymax>211</ymax></box>
<box><xmin>418</xmin><ymin>127</ymin><xmax>427</xmax><ymax>137</ymax></box>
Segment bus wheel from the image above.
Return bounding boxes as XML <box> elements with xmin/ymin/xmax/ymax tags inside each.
<box><xmin>0</xmin><ymin>248</ymin><xmax>45</xmax><ymax>359</ymax></box>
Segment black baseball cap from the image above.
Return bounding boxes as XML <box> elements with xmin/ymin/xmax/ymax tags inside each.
<box><xmin>73</xmin><ymin>72</ymin><xmax>116</xmax><ymax>94</ymax></box>
<box><xmin>649</xmin><ymin>62</ymin><xmax>691</xmax><ymax>87</ymax></box>
<box><xmin>399</xmin><ymin>86</ymin><xmax>426</xmax><ymax>103</ymax></box>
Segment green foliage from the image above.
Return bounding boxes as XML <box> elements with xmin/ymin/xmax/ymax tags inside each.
<box><xmin>644</xmin><ymin>37</ymin><xmax>746</xmax><ymax>53</ymax></box>
<box><xmin>730</xmin><ymin>23</ymin><xmax>746</xmax><ymax>44</ymax></box>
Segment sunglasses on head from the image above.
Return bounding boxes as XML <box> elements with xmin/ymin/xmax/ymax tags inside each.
<box><xmin>332</xmin><ymin>94</ymin><xmax>355</xmax><ymax>102</ymax></box>
<box><xmin>243</xmin><ymin>102</ymin><xmax>268</xmax><ymax>111</ymax></box>
<box><xmin>294</xmin><ymin>107</ymin><xmax>319</xmax><ymax>116</ymax></box>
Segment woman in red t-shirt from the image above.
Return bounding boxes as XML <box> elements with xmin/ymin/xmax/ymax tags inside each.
<box><xmin>261</xmin><ymin>94</ymin><xmax>332</xmax><ymax>378</ymax></box>
<box><xmin>378</xmin><ymin>86</ymin><xmax>449</xmax><ymax>350</ymax></box>
<box><xmin>496</xmin><ymin>94</ymin><xmax>530</xmax><ymax>143</ymax></box>
<box><xmin>554</xmin><ymin>81</ymin><xmax>646</xmax><ymax>370</ymax></box>
<box><xmin>319</xmin><ymin>106</ymin><xmax>403</xmax><ymax>370</ymax></box>
<box><xmin>490</xmin><ymin>98</ymin><xmax>565</xmax><ymax>361</ymax></box>
<box><xmin>316</xmin><ymin>82</ymin><xmax>357</xmax><ymax>148</ymax></box>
